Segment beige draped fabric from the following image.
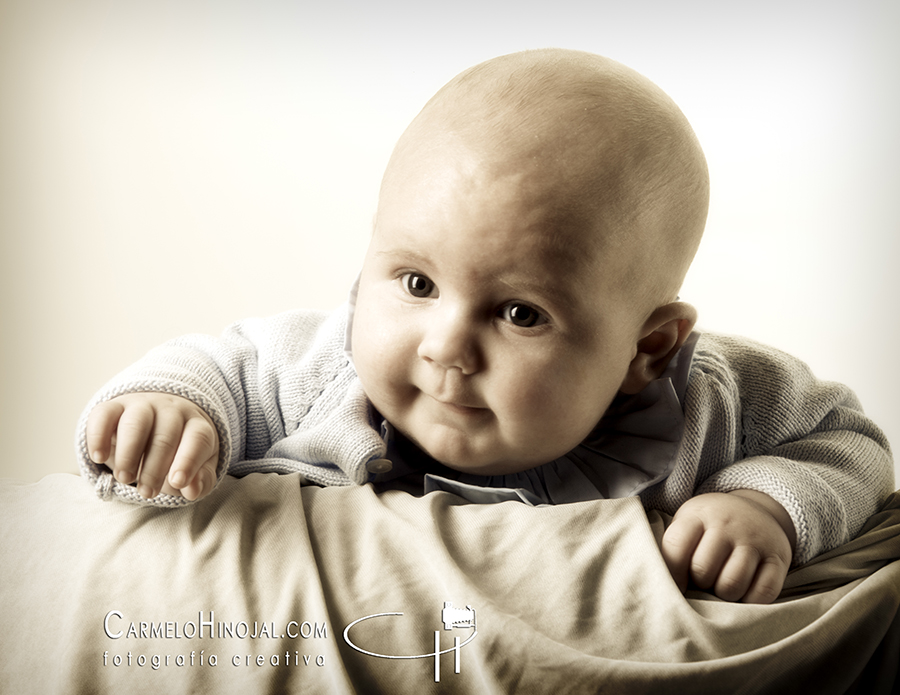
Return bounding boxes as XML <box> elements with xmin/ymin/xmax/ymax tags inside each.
<box><xmin>1</xmin><ymin>473</ymin><xmax>897</xmax><ymax>693</ymax></box>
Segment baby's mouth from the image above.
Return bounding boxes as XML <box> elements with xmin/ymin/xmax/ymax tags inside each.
<box><xmin>434</xmin><ymin>399</ymin><xmax>485</xmax><ymax>416</ymax></box>
<box><xmin>423</xmin><ymin>390</ymin><xmax>487</xmax><ymax>415</ymax></box>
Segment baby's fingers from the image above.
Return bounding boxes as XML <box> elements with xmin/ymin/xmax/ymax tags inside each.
<box><xmin>661</xmin><ymin>516</ymin><xmax>705</xmax><ymax>592</ymax></box>
<box><xmin>166</xmin><ymin>415</ymin><xmax>219</xmax><ymax>500</ymax></box>
<box><xmin>176</xmin><ymin>456</ymin><xmax>218</xmax><ymax>502</ymax></box>
<box><xmin>742</xmin><ymin>557</ymin><xmax>788</xmax><ymax>605</ymax></box>
<box><xmin>135</xmin><ymin>407</ymin><xmax>187</xmax><ymax>499</ymax></box>
<box><xmin>86</xmin><ymin>400</ymin><xmax>126</xmax><ymax>465</ymax></box>
<box><xmin>712</xmin><ymin>546</ymin><xmax>760</xmax><ymax>602</ymax></box>
<box><xmin>688</xmin><ymin>531</ymin><xmax>733</xmax><ymax>592</ymax></box>
<box><xmin>107</xmin><ymin>401</ymin><xmax>155</xmax><ymax>485</ymax></box>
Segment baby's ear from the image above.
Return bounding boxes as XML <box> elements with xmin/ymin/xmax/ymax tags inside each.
<box><xmin>620</xmin><ymin>302</ymin><xmax>697</xmax><ymax>395</ymax></box>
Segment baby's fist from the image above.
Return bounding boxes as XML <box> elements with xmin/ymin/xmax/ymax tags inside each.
<box><xmin>86</xmin><ymin>392</ymin><xmax>219</xmax><ymax>501</ymax></box>
<box><xmin>661</xmin><ymin>490</ymin><xmax>796</xmax><ymax>604</ymax></box>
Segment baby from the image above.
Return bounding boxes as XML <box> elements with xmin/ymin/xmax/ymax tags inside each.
<box><xmin>79</xmin><ymin>49</ymin><xmax>894</xmax><ymax>605</ymax></box>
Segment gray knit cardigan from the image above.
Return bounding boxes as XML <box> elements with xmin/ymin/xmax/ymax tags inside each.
<box><xmin>76</xmin><ymin>306</ymin><xmax>894</xmax><ymax>566</ymax></box>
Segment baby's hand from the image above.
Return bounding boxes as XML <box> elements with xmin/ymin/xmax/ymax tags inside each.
<box><xmin>661</xmin><ymin>490</ymin><xmax>796</xmax><ymax>604</ymax></box>
<box><xmin>86</xmin><ymin>393</ymin><xmax>219</xmax><ymax>501</ymax></box>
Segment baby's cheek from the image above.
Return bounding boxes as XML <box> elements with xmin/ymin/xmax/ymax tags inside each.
<box><xmin>501</xmin><ymin>373</ymin><xmax>572</xmax><ymax>433</ymax></box>
<box><xmin>511</xmin><ymin>367</ymin><xmax>612</xmax><ymax>439</ymax></box>
<box><xmin>354</xmin><ymin>300</ymin><xmax>401</xmax><ymax>364</ymax></box>
<box><xmin>357</xmin><ymin>329</ymin><xmax>418</xmax><ymax>410</ymax></box>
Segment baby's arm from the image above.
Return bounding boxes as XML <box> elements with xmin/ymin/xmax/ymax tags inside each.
<box><xmin>645</xmin><ymin>333</ymin><xmax>894</xmax><ymax>577</ymax></box>
<box><xmin>661</xmin><ymin>490</ymin><xmax>796</xmax><ymax>604</ymax></box>
<box><xmin>86</xmin><ymin>393</ymin><xmax>219</xmax><ymax>501</ymax></box>
<box><xmin>77</xmin><ymin>308</ymin><xmax>344</xmax><ymax>505</ymax></box>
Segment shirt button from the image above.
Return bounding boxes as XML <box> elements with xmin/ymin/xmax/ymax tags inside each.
<box><xmin>366</xmin><ymin>458</ymin><xmax>393</xmax><ymax>474</ymax></box>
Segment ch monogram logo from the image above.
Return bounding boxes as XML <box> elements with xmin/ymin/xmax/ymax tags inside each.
<box><xmin>342</xmin><ymin>602</ymin><xmax>477</xmax><ymax>683</ymax></box>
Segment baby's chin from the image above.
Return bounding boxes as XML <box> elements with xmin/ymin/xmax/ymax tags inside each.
<box><xmin>395</xmin><ymin>417</ymin><xmax>558</xmax><ymax>476</ymax></box>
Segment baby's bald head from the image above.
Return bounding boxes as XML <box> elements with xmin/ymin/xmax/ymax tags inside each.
<box><xmin>379</xmin><ymin>49</ymin><xmax>709</xmax><ymax>317</ymax></box>
<box><xmin>354</xmin><ymin>51</ymin><xmax>707</xmax><ymax>467</ymax></box>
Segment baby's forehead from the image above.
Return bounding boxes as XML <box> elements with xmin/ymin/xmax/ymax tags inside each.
<box><xmin>415</xmin><ymin>93</ymin><xmax>656</xmax><ymax>216</ymax></box>
<box><xmin>381</xmin><ymin>125</ymin><xmax>637</xmax><ymax>278</ymax></box>
<box><xmin>380</xmin><ymin>50</ymin><xmax>709</xmax><ymax>315</ymax></box>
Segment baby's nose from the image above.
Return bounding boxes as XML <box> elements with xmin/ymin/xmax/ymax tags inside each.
<box><xmin>416</xmin><ymin>308</ymin><xmax>480</xmax><ymax>375</ymax></box>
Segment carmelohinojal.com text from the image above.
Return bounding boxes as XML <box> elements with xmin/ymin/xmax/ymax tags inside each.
<box><xmin>102</xmin><ymin>610</ymin><xmax>328</xmax><ymax>670</ymax></box>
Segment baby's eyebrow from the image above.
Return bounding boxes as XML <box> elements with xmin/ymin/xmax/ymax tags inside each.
<box><xmin>494</xmin><ymin>273</ymin><xmax>577</xmax><ymax>309</ymax></box>
<box><xmin>372</xmin><ymin>247</ymin><xmax>431</xmax><ymax>268</ymax></box>
<box><xmin>373</xmin><ymin>244</ymin><xmax>582</xmax><ymax>311</ymax></box>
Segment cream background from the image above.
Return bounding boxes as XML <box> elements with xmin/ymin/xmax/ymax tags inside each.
<box><xmin>1</xmin><ymin>1</ymin><xmax>898</xmax><ymax>484</ymax></box>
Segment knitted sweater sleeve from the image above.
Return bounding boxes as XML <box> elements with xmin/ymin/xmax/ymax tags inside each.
<box><xmin>75</xmin><ymin>308</ymin><xmax>339</xmax><ymax>507</ymax></box>
<box><xmin>641</xmin><ymin>333</ymin><xmax>895</xmax><ymax>566</ymax></box>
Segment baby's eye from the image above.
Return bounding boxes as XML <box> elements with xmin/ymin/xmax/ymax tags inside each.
<box><xmin>402</xmin><ymin>273</ymin><xmax>437</xmax><ymax>298</ymax></box>
<box><xmin>500</xmin><ymin>303</ymin><xmax>546</xmax><ymax>328</ymax></box>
